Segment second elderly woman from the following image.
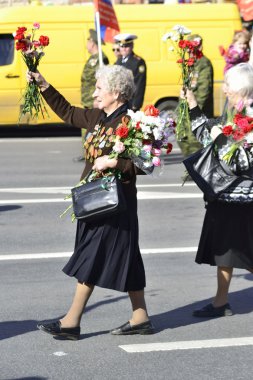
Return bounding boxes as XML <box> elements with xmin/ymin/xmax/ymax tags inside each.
<box><xmin>29</xmin><ymin>65</ymin><xmax>155</xmax><ymax>340</ymax></box>
<box><xmin>183</xmin><ymin>63</ymin><xmax>253</xmax><ymax>318</ymax></box>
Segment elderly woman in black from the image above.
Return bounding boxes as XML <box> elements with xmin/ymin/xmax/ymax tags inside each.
<box><xmin>183</xmin><ymin>62</ymin><xmax>253</xmax><ymax>318</ymax></box>
<box><xmin>28</xmin><ymin>65</ymin><xmax>154</xmax><ymax>340</ymax></box>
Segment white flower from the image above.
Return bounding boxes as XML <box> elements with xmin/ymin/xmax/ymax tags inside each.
<box><xmin>171</xmin><ymin>35</ymin><xmax>179</xmax><ymax>42</ymax></box>
<box><xmin>162</xmin><ymin>32</ymin><xmax>173</xmax><ymax>41</ymax></box>
<box><xmin>172</xmin><ymin>25</ymin><xmax>191</xmax><ymax>35</ymax></box>
<box><xmin>168</xmin><ymin>46</ymin><xmax>174</xmax><ymax>51</ymax></box>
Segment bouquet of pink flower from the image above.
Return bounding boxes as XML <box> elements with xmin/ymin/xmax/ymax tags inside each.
<box><xmin>162</xmin><ymin>25</ymin><xmax>203</xmax><ymax>141</ymax></box>
<box><xmin>61</xmin><ymin>104</ymin><xmax>175</xmax><ymax>220</ymax></box>
<box><xmin>14</xmin><ymin>23</ymin><xmax>50</xmax><ymax>122</ymax></box>
<box><xmin>109</xmin><ymin>104</ymin><xmax>175</xmax><ymax>173</ymax></box>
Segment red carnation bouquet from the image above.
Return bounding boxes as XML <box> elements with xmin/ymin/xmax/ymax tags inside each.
<box><xmin>221</xmin><ymin>110</ymin><xmax>253</xmax><ymax>163</ymax></box>
<box><xmin>162</xmin><ymin>25</ymin><xmax>203</xmax><ymax>141</ymax></box>
<box><xmin>14</xmin><ymin>23</ymin><xmax>50</xmax><ymax>122</ymax></box>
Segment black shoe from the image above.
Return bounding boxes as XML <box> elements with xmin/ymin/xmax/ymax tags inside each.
<box><xmin>110</xmin><ymin>320</ymin><xmax>155</xmax><ymax>335</ymax></box>
<box><xmin>193</xmin><ymin>303</ymin><xmax>233</xmax><ymax>318</ymax></box>
<box><xmin>37</xmin><ymin>320</ymin><xmax>80</xmax><ymax>340</ymax></box>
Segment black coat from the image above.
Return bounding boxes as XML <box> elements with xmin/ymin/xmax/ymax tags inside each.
<box><xmin>115</xmin><ymin>52</ymin><xmax>146</xmax><ymax>111</ymax></box>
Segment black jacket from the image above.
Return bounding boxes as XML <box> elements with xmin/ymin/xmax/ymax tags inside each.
<box><xmin>115</xmin><ymin>52</ymin><xmax>146</xmax><ymax>111</ymax></box>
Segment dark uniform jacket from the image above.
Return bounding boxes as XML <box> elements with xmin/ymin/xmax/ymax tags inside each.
<box><xmin>42</xmin><ymin>85</ymin><xmax>143</xmax><ymax>198</ymax></box>
<box><xmin>115</xmin><ymin>52</ymin><xmax>146</xmax><ymax>111</ymax></box>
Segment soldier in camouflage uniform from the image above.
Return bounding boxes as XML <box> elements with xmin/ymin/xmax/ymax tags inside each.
<box><xmin>76</xmin><ymin>29</ymin><xmax>109</xmax><ymax>161</ymax></box>
<box><xmin>114</xmin><ymin>33</ymin><xmax>146</xmax><ymax>111</ymax></box>
<box><xmin>178</xmin><ymin>34</ymin><xmax>214</xmax><ymax>158</ymax></box>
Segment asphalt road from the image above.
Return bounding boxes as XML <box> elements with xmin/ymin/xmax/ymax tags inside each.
<box><xmin>0</xmin><ymin>135</ymin><xmax>253</xmax><ymax>380</ymax></box>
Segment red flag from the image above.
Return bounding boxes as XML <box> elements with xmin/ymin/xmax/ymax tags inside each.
<box><xmin>237</xmin><ymin>0</ymin><xmax>253</xmax><ymax>21</ymax></box>
<box><xmin>94</xmin><ymin>0</ymin><xmax>120</xmax><ymax>43</ymax></box>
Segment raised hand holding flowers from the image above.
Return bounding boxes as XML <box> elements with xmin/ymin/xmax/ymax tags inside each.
<box><xmin>14</xmin><ymin>23</ymin><xmax>50</xmax><ymax>122</ymax></box>
<box><xmin>162</xmin><ymin>25</ymin><xmax>203</xmax><ymax>141</ymax></box>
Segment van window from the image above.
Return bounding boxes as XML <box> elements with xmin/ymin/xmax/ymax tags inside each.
<box><xmin>0</xmin><ymin>34</ymin><xmax>14</xmax><ymax>66</ymax></box>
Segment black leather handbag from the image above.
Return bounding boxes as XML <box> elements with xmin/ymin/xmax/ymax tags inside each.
<box><xmin>71</xmin><ymin>175</ymin><xmax>127</xmax><ymax>221</ymax></box>
<box><xmin>183</xmin><ymin>142</ymin><xmax>240</xmax><ymax>201</ymax></box>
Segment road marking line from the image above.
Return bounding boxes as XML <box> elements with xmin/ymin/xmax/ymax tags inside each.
<box><xmin>0</xmin><ymin>137</ymin><xmax>80</xmax><ymax>143</ymax></box>
<box><xmin>119</xmin><ymin>337</ymin><xmax>253</xmax><ymax>353</ymax></box>
<box><xmin>0</xmin><ymin>198</ymin><xmax>70</xmax><ymax>204</ymax></box>
<box><xmin>0</xmin><ymin>247</ymin><xmax>197</xmax><ymax>261</ymax></box>
<box><xmin>0</xmin><ymin>183</ymin><xmax>196</xmax><ymax>193</ymax></box>
<box><xmin>0</xmin><ymin>192</ymin><xmax>202</xmax><ymax>204</ymax></box>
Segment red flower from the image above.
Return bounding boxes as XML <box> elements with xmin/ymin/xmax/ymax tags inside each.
<box><xmin>136</xmin><ymin>121</ymin><xmax>141</xmax><ymax>130</ymax></box>
<box><xmin>16</xmin><ymin>26</ymin><xmax>27</xmax><ymax>34</ymax></box>
<box><xmin>233</xmin><ymin>113</ymin><xmax>245</xmax><ymax>124</ymax></box>
<box><xmin>219</xmin><ymin>45</ymin><xmax>226</xmax><ymax>56</ymax></box>
<box><xmin>144</xmin><ymin>104</ymin><xmax>160</xmax><ymax>117</ymax></box>
<box><xmin>241</xmin><ymin>124</ymin><xmax>252</xmax><ymax>134</ymax></box>
<box><xmin>39</xmin><ymin>35</ymin><xmax>50</xmax><ymax>46</ymax></box>
<box><xmin>14</xmin><ymin>33</ymin><xmax>25</xmax><ymax>41</ymax></box>
<box><xmin>187</xmin><ymin>58</ymin><xmax>195</xmax><ymax>66</ymax></box>
<box><xmin>222</xmin><ymin>125</ymin><xmax>233</xmax><ymax>136</ymax></box>
<box><xmin>246</xmin><ymin>116</ymin><xmax>253</xmax><ymax>123</ymax></box>
<box><xmin>14</xmin><ymin>27</ymin><xmax>27</xmax><ymax>41</ymax></box>
<box><xmin>195</xmin><ymin>50</ymin><xmax>203</xmax><ymax>59</ymax></box>
<box><xmin>178</xmin><ymin>40</ymin><xmax>188</xmax><ymax>49</ymax></box>
<box><xmin>232</xmin><ymin>130</ymin><xmax>245</xmax><ymax>141</ymax></box>
<box><xmin>166</xmin><ymin>143</ymin><xmax>173</xmax><ymax>154</ymax></box>
<box><xmin>237</xmin><ymin>117</ymin><xmax>250</xmax><ymax>129</ymax></box>
<box><xmin>15</xmin><ymin>41</ymin><xmax>28</xmax><ymax>51</ymax></box>
<box><xmin>189</xmin><ymin>40</ymin><xmax>200</xmax><ymax>49</ymax></box>
<box><xmin>115</xmin><ymin>125</ymin><xmax>129</xmax><ymax>138</ymax></box>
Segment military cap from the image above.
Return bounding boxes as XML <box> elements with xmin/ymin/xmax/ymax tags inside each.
<box><xmin>114</xmin><ymin>33</ymin><xmax>137</xmax><ymax>46</ymax></box>
<box><xmin>89</xmin><ymin>29</ymin><xmax>105</xmax><ymax>45</ymax></box>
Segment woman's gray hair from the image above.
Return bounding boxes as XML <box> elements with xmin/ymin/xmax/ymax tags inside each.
<box><xmin>225</xmin><ymin>63</ymin><xmax>253</xmax><ymax>99</ymax></box>
<box><xmin>95</xmin><ymin>65</ymin><xmax>135</xmax><ymax>103</ymax></box>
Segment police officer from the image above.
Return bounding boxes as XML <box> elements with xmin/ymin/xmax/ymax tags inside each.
<box><xmin>178</xmin><ymin>34</ymin><xmax>214</xmax><ymax>159</ymax></box>
<box><xmin>75</xmin><ymin>29</ymin><xmax>109</xmax><ymax>162</ymax></box>
<box><xmin>114</xmin><ymin>33</ymin><xmax>146</xmax><ymax>111</ymax></box>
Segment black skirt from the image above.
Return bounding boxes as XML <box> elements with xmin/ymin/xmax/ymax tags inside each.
<box><xmin>63</xmin><ymin>198</ymin><xmax>145</xmax><ymax>292</ymax></box>
<box><xmin>196</xmin><ymin>201</ymin><xmax>253</xmax><ymax>269</ymax></box>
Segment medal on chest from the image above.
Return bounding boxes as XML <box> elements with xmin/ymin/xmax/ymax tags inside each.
<box><xmin>83</xmin><ymin>124</ymin><xmax>114</xmax><ymax>162</ymax></box>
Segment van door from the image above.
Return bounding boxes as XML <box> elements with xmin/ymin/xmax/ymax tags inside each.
<box><xmin>0</xmin><ymin>33</ymin><xmax>22</xmax><ymax>124</ymax></box>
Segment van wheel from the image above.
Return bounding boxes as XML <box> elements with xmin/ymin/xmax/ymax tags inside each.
<box><xmin>157</xmin><ymin>99</ymin><xmax>178</xmax><ymax>121</ymax></box>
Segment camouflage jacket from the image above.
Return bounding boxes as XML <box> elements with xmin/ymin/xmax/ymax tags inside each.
<box><xmin>190</xmin><ymin>55</ymin><xmax>214</xmax><ymax>118</ymax></box>
<box><xmin>81</xmin><ymin>52</ymin><xmax>109</xmax><ymax>108</ymax></box>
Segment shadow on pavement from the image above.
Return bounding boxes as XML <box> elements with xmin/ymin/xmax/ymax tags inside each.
<box><xmin>0</xmin><ymin>205</ymin><xmax>22</xmax><ymax>213</ymax></box>
<box><xmin>151</xmin><ymin>286</ymin><xmax>253</xmax><ymax>333</ymax></box>
<box><xmin>2</xmin><ymin>286</ymin><xmax>252</xmax><ymax>339</ymax></box>
<box><xmin>0</xmin><ymin>295</ymin><xmax>128</xmax><ymax>340</ymax></box>
<box><xmin>5</xmin><ymin>378</ymin><xmax>47</xmax><ymax>380</ymax></box>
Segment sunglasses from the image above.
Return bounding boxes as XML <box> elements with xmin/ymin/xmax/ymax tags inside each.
<box><xmin>112</xmin><ymin>48</ymin><xmax>120</xmax><ymax>52</ymax></box>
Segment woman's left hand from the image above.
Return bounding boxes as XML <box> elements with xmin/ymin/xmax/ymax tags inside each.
<box><xmin>92</xmin><ymin>155</ymin><xmax>118</xmax><ymax>172</ymax></box>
